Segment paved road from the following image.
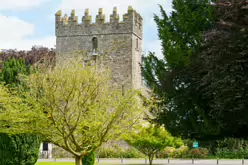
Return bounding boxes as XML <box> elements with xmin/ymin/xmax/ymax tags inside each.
<box><xmin>38</xmin><ymin>158</ymin><xmax>248</xmax><ymax>164</ymax></box>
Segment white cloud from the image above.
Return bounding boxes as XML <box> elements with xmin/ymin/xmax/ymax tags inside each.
<box><xmin>0</xmin><ymin>0</ymin><xmax>171</xmax><ymax>55</ymax></box>
<box><xmin>0</xmin><ymin>36</ymin><xmax>55</xmax><ymax>50</ymax></box>
<box><xmin>0</xmin><ymin>15</ymin><xmax>35</xmax><ymax>41</ymax></box>
<box><xmin>0</xmin><ymin>14</ymin><xmax>55</xmax><ymax>50</ymax></box>
<box><xmin>0</xmin><ymin>0</ymin><xmax>50</xmax><ymax>10</ymax></box>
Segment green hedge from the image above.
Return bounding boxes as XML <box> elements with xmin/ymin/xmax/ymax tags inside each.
<box><xmin>97</xmin><ymin>147</ymin><xmax>144</xmax><ymax>158</ymax></box>
<box><xmin>0</xmin><ymin>133</ymin><xmax>41</xmax><ymax>165</ymax></box>
<box><xmin>216</xmin><ymin>148</ymin><xmax>248</xmax><ymax>159</ymax></box>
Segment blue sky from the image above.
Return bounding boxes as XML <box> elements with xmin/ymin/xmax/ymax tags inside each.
<box><xmin>0</xmin><ymin>0</ymin><xmax>172</xmax><ymax>58</ymax></box>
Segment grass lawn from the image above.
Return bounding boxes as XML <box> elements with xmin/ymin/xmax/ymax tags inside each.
<box><xmin>36</xmin><ymin>163</ymin><xmax>74</xmax><ymax>165</ymax></box>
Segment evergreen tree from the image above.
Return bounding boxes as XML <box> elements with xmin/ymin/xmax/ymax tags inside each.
<box><xmin>143</xmin><ymin>0</ymin><xmax>215</xmax><ymax>139</ymax></box>
<box><xmin>143</xmin><ymin>0</ymin><xmax>248</xmax><ymax>139</ymax></box>
<box><xmin>1</xmin><ymin>58</ymin><xmax>30</xmax><ymax>87</ymax></box>
<box><xmin>0</xmin><ymin>57</ymin><xmax>41</xmax><ymax>165</ymax></box>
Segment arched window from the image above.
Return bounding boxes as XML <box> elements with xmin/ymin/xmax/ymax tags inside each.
<box><xmin>92</xmin><ymin>37</ymin><xmax>98</xmax><ymax>51</ymax></box>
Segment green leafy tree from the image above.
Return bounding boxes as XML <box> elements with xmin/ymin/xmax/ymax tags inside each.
<box><xmin>125</xmin><ymin>123</ymin><xmax>183</xmax><ymax>165</ymax></box>
<box><xmin>0</xmin><ymin>133</ymin><xmax>41</xmax><ymax>165</ymax></box>
<box><xmin>1</xmin><ymin>58</ymin><xmax>30</xmax><ymax>87</ymax></box>
<box><xmin>0</xmin><ymin>60</ymin><xmax>145</xmax><ymax>165</ymax></box>
<box><xmin>142</xmin><ymin>0</ymin><xmax>216</xmax><ymax>139</ymax></box>
<box><xmin>183</xmin><ymin>0</ymin><xmax>248</xmax><ymax>139</ymax></box>
<box><xmin>144</xmin><ymin>0</ymin><xmax>248</xmax><ymax>140</ymax></box>
<box><xmin>0</xmin><ymin>58</ymin><xmax>41</xmax><ymax>165</ymax></box>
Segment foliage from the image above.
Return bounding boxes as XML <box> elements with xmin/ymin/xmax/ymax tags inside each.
<box><xmin>157</xmin><ymin>146</ymin><xmax>210</xmax><ymax>159</ymax></box>
<box><xmin>142</xmin><ymin>0</ymin><xmax>215</xmax><ymax>139</ymax></box>
<box><xmin>215</xmin><ymin>148</ymin><xmax>247</xmax><ymax>159</ymax></box>
<box><xmin>157</xmin><ymin>147</ymin><xmax>176</xmax><ymax>158</ymax></box>
<box><xmin>97</xmin><ymin>146</ymin><xmax>144</xmax><ymax>158</ymax></box>
<box><xmin>0</xmin><ymin>59</ymin><xmax>145</xmax><ymax>165</ymax></box>
<box><xmin>188</xmin><ymin>148</ymin><xmax>209</xmax><ymax>158</ymax></box>
<box><xmin>143</xmin><ymin>0</ymin><xmax>248</xmax><ymax>139</ymax></box>
<box><xmin>153</xmin><ymin>0</ymin><xmax>214</xmax><ymax>69</ymax></box>
<box><xmin>36</xmin><ymin>163</ymin><xmax>74</xmax><ymax>165</ymax></box>
<box><xmin>0</xmin><ymin>58</ymin><xmax>30</xmax><ymax>87</ymax></box>
<box><xmin>0</xmin><ymin>46</ymin><xmax>55</xmax><ymax>68</ymax></box>
<box><xmin>217</xmin><ymin>138</ymin><xmax>247</xmax><ymax>151</ymax></box>
<box><xmin>82</xmin><ymin>151</ymin><xmax>96</xmax><ymax>165</ymax></box>
<box><xmin>174</xmin><ymin>146</ymin><xmax>190</xmax><ymax>158</ymax></box>
<box><xmin>215</xmin><ymin>138</ymin><xmax>248</xmax><ymax>159</ymax></box>
<box><xmin>0</xmin><ymin>59</ymin><xmax>41</xmax><ymax>134</ymax></box>
<box><xmin>125</xmin><ymin>123</ymin><xmax>183</xmax><ymax>165</ymax></box>
<box><xmin>52</xmin><ymin>146</ymin><xmax>73</xmax><ymax>158</ymax></box>
<box><xmin>0</xmin><ymin>133</ymin><xmax>41</xmax><ymax>165</ymax></box>
<box><xmin>0</xmin><ymin>57</ymin><xmax>42</xmax><ymax>165</ymax></box>
<box><xmin>178</xmin><ymin>0</ymin><xmax>248</xmax><ymax>139</ymax></box>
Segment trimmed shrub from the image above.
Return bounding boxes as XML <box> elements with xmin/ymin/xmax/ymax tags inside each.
<box><xmin>175</xmin><ymin>146</ymin><xmax>189</xmax><ymax>158</ymax></box>
<box><xmin>0</xmin><ymin>133</ymin><xmax>41</xmax><ymax>165</ymax></box>
<box><xmin>97</xmin><ymin>148</ymin><xmax>119</xmax><ymax>158</ymax></box>
<box><xmin>157</xmin><ymin>147</ymin><xmax>176</xmax><ymax>158</ymax></box>
<box><xmin>157</xmin><ymin>146</ymin><xmax>189</xmax><ymax>158</ymax></box>
<box><xmin>97</xmin><ymin>147</ymin><xmax>144</xmax><ymax>158</ymax></box>
<box><xmin>216</xmin><ymin>148</ymin><xmax>248</xmax><ymax>159</ymax></box>
<box><xmin>121</xmin><ymin>148</ymin><xmax>145</xmax><ymax>158</ymax></box>
<box><xmin>188</xmin><ymin>148</ymin><xmax>209</xmax><ymax>158</ymax></box>
<box><xmin>82</xmin><ymin>151</ymin><xmax>96</xmax><ymax>165</ymax></box>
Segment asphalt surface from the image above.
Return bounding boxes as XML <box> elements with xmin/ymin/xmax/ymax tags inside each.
<box><xmin>38</xmin><ymin>158</ymin><xmax>248</xmax><ymax>164</ymax></box>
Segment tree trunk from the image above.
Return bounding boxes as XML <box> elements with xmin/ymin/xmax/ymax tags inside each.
<box><xmin>75</xmin><ymin>156</ymin><xmax>83</xmax><ymax>165</ymax></box>
<box><xmin>148</xmin><ymin>154</ymin><xmax>154</xmax><ymax>165</ymax></box>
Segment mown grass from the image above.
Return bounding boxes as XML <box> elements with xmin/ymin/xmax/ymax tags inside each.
<box><xmin>36</xmin><ymin>163</ymin><xmax>74</xmax><ymax>165</ymax></box>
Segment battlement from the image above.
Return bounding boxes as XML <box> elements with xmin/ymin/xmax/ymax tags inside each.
<box><xmin>55</xmin><ymin>6</ymin><xmax>143</xmax><ymax>38</ymax></box>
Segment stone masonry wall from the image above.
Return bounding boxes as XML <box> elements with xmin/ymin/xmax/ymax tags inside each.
<box><xmin>55</xmin><ymin>6</ymin><xmax>143</xmax><ymax>90</ymax></box>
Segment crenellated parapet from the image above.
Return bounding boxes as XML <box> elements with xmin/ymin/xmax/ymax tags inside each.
<box><xmin>96</xmin><ymin>8</ymin><xmax>105</xmax><ymax>24</ymax></box>
<box><xmin>82</xmin><ymin>9</ymin><xmax>92</xmax><ymax>25</ymax></box>
<box><xmin>110</xmin><ymin>7</ymin><xmax>119</xmax><ymax>23</ymax></box>
<box><xmin>55</xmin><ymin>6</ymin><xmax>143</xmax><ymax>38</ymax></box>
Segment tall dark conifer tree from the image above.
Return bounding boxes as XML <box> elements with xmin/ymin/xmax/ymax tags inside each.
<box><xmin>143</xmin><ymin>0</ymin><xmax>217</xmax><ymax>140</ymax></box>
<box><xmin>144</xmin><ymin>0</ymin><xmax>248</xmax><ymax>140</ymax></box>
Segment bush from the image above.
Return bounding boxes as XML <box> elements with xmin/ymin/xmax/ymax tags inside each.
<box><xmin>188</xmin><ymin>148</ymin><xmax>209</xmax><ymax>158</ymax></box>
<box><xmin>0</xmin><ymin>133</ymin><xmax>41</xmax><ymax>165</ymax></box>
<box><xmin>216</xmin><ymin>148</ymin><xmax>248</xmax><ymax>159</ymax></box>
<box><xmin>174</xmin><ymin>146</ymin><xmax>189</xmax><ymax>158</ymax></box>
<box><xmin>214</xmin><ymin>138</ymin><xmax>248</xmax><ymax>159</ymax></box>
<box><xmin>97</xmin><ymin>147</ymin><xmax>144</xmax><ymax>158</ymax></box>
<box><xmin>157</xmin><ymin>147</ymin><xmax>176</xmax><ymax>158</ymax></box>
<box><xmin>52</xmin><ymin>146</ymin><xmax>73</xmax><ymax>158</ymax></box>
<box><xmin>121</xmin><ymin>148</ymin><xmax>145</xmax><ymax>158</ymax></box>
<box><xmin>82</xmin><ymin>151</ymin><xmax>96</xmax><ymax>165</ymax></box>
<box><xmin>97</xmin><ymin>148</ymin><xmax>120</xmax><ymax>158</ymax></box>
<box><xmin>157</xmin><ymin>146</ymin><xmax>189</xmax><ymax>158</ymax></box>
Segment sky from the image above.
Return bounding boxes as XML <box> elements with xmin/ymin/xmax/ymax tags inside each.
<box><xmin>0</xmin><ymin>0</ymin><xmax>173</xmax><ymax>58</ymax></box>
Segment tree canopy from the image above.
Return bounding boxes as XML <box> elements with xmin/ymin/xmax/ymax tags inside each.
<box><xmin>0</xmin><ymin>60</ymin><xmax>145</xmax><ymax>165</ymax></box>
<box><xmin>125</xmin><ymin>122</ymin><xmax>183</xmax><ymax>165</ymax></box>
<box><xmin>0</xmin><ymin>58</ymin><xmax>30</xmax><ymax>87</ymax></box>
<box><xmin>143</xmin><ymin>0</ymin><xmax>248</xmax><ymax>140</ymax></box>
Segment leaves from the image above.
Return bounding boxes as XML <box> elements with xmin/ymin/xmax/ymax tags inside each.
<box><xmin>0</xmin><ymin>59</ymin><xmax>145</xmax><ymax>158</ymax></box>
<box><xmin>125</xmin><ymin>123</ymin><xmax>183</xmax><ymax>164</ymax></box>
<box><xmin>143</xmin><ymin>0</ymin><xmax>248</xmax><ymax>139</ymax></box>
<box><xmin>143</xmin><ymin>0</ymin><xmax>215</xmax><ymax>139</ymax></box>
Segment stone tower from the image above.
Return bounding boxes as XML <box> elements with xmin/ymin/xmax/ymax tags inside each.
<box><xmin>55</xmin><ymin>6</ymin><xmax>143</xmax><ymax>89</ymax></box>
